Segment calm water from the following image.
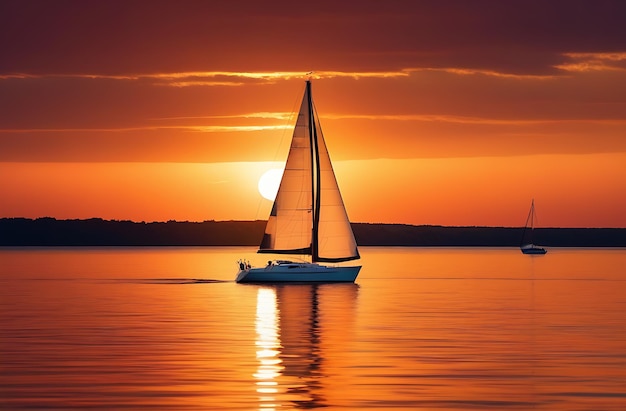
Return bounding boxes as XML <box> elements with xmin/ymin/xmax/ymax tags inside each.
<box><xmin>1</xmin><ymin>247</ymin><xmax>625</xmax><ymax>410</ymax></box>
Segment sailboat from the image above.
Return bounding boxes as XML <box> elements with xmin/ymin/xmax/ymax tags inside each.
<box><xmin>520</xmin><ymin>199</ymin><xmax>547</xmax><ymax>254</ymax></box>
<box><xmin>236</xmin><ymin>80</ymin><xmax>361</xmax><ymax>283</ymax></box>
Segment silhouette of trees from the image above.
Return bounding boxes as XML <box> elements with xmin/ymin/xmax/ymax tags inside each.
<box><xmin>1</xmin><ymin>218</ymin><xmax>624</xmax><ymax>247</ymax></box>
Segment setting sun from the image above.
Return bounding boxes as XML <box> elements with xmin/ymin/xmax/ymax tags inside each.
<box><xmin>257</xmin><ymin>168</ymin><xmax>283</xmax><ymax>201</ymax></box>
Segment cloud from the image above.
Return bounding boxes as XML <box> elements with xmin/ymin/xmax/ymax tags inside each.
<box><xmin>555</xmin><ymin>52</ymin><xmax>626</xmax><ymax>72</ymax></box>
<box><xmin>155</xmin><ymin>112</ymin><xmax>294</xmax><ymax>121</ymax></box>
<box><xmin>3</xmin><ymin>1</ymin><xmax>626</xmax><ymax>77</ymax></box>
<box><xmin>321</xmin><ymin>113</ymin><xmax>626</xmax><ymax>126</ymax></box>
<box><xmin>0</xmin><ymin>125</ymin><xmax>292</xmax><ymax>134</ymax></box>
<box><xmin>0</xmin><ymin>70</ymin><xmax>412</xmax><ymax>87</ymax></box>
<box><xmin>3</xmin><ymin>109</ymin><xmax>625</xmax><ymax>136</ymax></box>
<box><xmin>9</xmin><ymin>60</ymin><xmax>625</xmax><ymax>89</ymax></box>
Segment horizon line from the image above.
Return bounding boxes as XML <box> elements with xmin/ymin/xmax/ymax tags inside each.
<box><xmin>2</xmin><ymin>216</ymin><xmax>624</xmax><ymax>230</ymax></box>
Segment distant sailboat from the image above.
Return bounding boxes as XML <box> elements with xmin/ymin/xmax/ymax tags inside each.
<box><xmin>236</xmin><ymin>80</ymin><xmax>361</xmax><ymax>283</ymax></box>
<box><xmin>520</xmin><ymin>199</ymin><xmax>547</xmax><ymax>255</ymax></box>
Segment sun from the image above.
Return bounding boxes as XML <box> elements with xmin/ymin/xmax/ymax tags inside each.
<box><xmin>258</xmin><ymin>168</ymin><xmax>283</xmax><ymax>201</ymax></box>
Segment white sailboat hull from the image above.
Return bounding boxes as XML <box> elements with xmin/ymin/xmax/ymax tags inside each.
<box><xmin>236</xmin><ymin>262</ymin><xmax>361</xmax><ymax>283</ymax></box>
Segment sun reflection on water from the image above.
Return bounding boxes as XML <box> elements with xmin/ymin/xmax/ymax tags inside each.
<box><xmin>255</xmin><ymin>288</ymin><xmax>282</xmax><ymax>409</ymax></box>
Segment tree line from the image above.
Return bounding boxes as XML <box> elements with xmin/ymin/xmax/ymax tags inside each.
<box><xmin>1</xmin><ymin>217</ymin><xmax>625</xmax><ymax>247</ymax></box>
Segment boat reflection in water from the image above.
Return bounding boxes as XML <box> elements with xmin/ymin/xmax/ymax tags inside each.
<box><xmin>254</xmin><ymin>284</ymin><xmax>358</xmax><ymax>410</ymax></box>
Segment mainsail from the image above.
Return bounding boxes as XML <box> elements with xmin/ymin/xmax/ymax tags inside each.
<box><xmin>521</xmin><ymin>198</ymin><xmax>538</xmax><ymax>247</ymax></box>
<box><xmin>259</xmin><ymin>81</ymin><xmax>360</xmax><ymax>263</ymax></box>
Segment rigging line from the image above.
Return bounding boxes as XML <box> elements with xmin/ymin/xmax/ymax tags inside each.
<box><xmin>533</xmin><ymin>201</ymin><xmax>540</xmax><ymax>228</ymax></box>
<box><xmin>252</xmin><ymin>83</ymin><xmax>303</xmax><ymax>221</ymax></box>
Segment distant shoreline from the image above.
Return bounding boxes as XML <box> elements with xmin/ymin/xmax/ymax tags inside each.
<box><xmin>2</xmin><ymin>218</ymin><xmax>625</xmax><ymax>247</ymax></box>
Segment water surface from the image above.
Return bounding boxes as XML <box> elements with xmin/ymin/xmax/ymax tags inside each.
<box><xmin>1</xmin><ymin>247</ymin><xmax>625</xmax><ymax>410</ymax></box>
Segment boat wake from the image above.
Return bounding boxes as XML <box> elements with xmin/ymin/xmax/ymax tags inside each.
<box><xmin>111</xmin><ymin>278</ymin><xmax>230</xmax><ymax>284</ymax></box>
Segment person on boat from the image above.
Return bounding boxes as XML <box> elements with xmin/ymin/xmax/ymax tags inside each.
<box><xmin>238</xmin><ymin>260</ymin><xmax>245</xmax><ymax>270</ymax></box>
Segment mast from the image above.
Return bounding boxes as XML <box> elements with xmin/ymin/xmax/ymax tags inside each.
<box><xmin>307</xmin><ymin>80</ymin><xmax>322</xmax><ymax>262</ymax></box>
<box><xmin>521</xmin><ymin>198</ymin><xmax>535</xmax><ymax>247</ymax></box>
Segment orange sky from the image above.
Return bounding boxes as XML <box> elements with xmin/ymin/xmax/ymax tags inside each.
<box><xmin>1</xmin><ymin>1</ymin><xmax>625</xmax><ymax>227</ymax></box>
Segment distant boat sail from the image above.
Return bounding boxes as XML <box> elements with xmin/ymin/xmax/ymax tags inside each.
<box><xmin>236</xmin><ymin>80</ymin><xmax>361</xmax><ymax>283</ymax></box>
<box><xmin>520</xmin><ymin>199</ymin><xmax>547</xmax><ymax>255</ymax></box>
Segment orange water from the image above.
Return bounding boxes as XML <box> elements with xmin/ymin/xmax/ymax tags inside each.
<box><xmin>1</xmin><ymin>247</ymin><xmax>625</xmax><ymax>410</ymax></box>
